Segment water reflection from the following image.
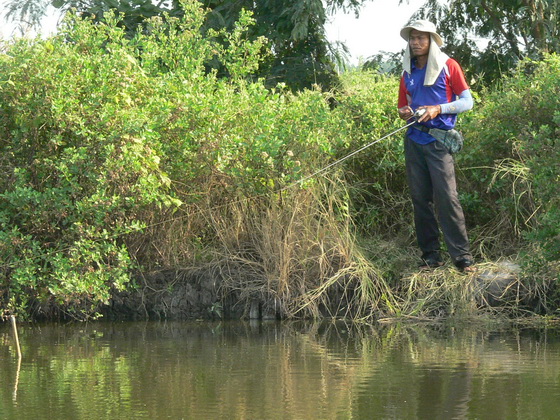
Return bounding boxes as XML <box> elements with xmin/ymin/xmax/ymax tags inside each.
<box><xmin>1</xmin><ymin>321</ymin><xmax>560</xmax><ymax>419</ymax></box>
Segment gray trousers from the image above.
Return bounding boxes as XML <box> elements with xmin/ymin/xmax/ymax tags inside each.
<box><xmin>404</xmin><ymin>135</ymin><xmax>471</xmax><ymax>262</ymax></box>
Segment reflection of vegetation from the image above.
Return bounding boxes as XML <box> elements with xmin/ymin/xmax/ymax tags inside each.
<box><xmin>1</xmin><ymin>321</ymin><xmax>560</xmax><ymax>419</ymax></box>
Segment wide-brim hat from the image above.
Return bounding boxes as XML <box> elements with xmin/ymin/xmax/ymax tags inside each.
<box><xmin>400</xmin><ymin>20</ymin><xmax>444</xmax><ymax>47</ymax></box>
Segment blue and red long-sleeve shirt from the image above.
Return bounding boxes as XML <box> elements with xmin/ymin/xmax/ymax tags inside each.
<box><xmin>398</xmin><ymin>58</ymin><xmax>470</xmax><ymax>144</ymax></box>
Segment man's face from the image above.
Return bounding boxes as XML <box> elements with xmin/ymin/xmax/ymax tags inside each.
<box><xmin>409</xmin><ymin>29</ymin><xmax>431</xmax><ymax>58</ymax></box>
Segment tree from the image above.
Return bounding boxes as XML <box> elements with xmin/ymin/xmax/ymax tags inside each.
<box><xmin>202</xmin><ymin>0</ymin><xmax>348</xmax><ymax>90</ymax></box>
<box><xmin>411</xmin><ymin>0</ymin><xmax>560</xmax><ymax>84</ymax></box>
<box><xmin>3</xmin><ymin>0</ymin><xmax>52</xmax><ymax>34</ymax></box>
<box><xmin>2</xmin><ymin>0</ymin><xmax>366</xmax><ymax>90</ymax></box>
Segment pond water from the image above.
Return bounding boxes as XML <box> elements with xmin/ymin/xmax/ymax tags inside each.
<box><xmin>1</xmin><ymin>320</ymin><xmax>560</xmax><ymax>419</ymax></box>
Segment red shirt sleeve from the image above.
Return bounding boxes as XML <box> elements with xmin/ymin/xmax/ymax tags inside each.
<box><xmin>398</xmin><ymin>75</ymin><xmax>409</xmax><ymax>108</ymax></box>
<box><xmin>446</xmin><ymin>58</ymin><xmax>469</xmax><ymax>95</ymax></box>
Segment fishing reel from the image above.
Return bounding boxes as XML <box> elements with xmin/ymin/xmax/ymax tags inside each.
<box><xmin>413</xmin><ymin>108</ymin><xmax>427</xmax><ymax>121</ymax></box>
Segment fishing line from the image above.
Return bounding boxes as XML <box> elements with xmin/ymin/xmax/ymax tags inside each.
<box><xmin>277</xmin><ymin>119</ymin><xmax>416</xmax><ymax>193</ymax></box>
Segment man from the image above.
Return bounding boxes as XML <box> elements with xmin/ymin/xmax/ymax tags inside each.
<box><xmin>397</xmin><ymin>20</ymin><xmax>476</xmax><ymax>272</ymax></box>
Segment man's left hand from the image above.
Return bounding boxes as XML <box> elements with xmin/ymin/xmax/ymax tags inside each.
<box><xmin>416</xmin><ymin>105</ymin><xmax>441</xmax><ymax>122</ymax></box>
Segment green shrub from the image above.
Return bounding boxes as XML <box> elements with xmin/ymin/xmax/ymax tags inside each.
<box><xmin>460</xmin><ymin>55</ymin><xmax>560</xmax><ymax>261</ymax></box>
<box><xmin>330</xmin><ymin>70</ymin><xmax>410</xmax><ymax>237</ymax></box>
<box><xmin>0</xmin><ymin>2</ymin><xmax>400</xmax><ymax>320</ymax></box>
<box><xmin>0</xmin><ymin>2</ymin><xmax>271</xmax><ymax>318</ymax></box>
<box><xmin>455</xmin><ymin>54</ymin><xmax>560</xmax><ymax>307</ymax></box>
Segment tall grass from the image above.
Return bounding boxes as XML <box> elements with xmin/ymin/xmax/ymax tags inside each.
<box><xmin>187</xmin><ymin>175</ymin><xmax>399</xmax><ymax>320</ymax></box>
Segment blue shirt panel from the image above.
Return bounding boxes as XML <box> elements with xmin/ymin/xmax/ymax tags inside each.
<box><xmin>404</xmin><ymin>62</ymin><xmax>458</xmax><ymax>145</ymax></box>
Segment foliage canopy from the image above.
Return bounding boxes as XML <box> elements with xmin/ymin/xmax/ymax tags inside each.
<box><xmin>412</xmin><ymin>0</ymin><xmax>560</xmax><ymax>85</ymax></box>
<box><xmin>3</xmin><ymin>0</ymin><xmax>368</xmax><ymax>90</ymax></box>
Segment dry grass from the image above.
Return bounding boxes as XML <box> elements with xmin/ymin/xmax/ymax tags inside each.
<box><xmin>381</xmin><ymin>259</ymin><xmax>550</xmax><ymax>322</ymax></box>
<box><xmin>200</xmin><ymin>175</ymin><xmax>398</xmax><ymax>320</ymax></box>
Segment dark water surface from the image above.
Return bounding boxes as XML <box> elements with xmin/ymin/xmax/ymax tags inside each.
<box><xmin>1</xmin><ymin>320</ymin><xmax>560</xmax><ymax>419</ymax></box>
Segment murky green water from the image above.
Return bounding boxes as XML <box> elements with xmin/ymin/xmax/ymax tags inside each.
<box><xmin>1</xmin><ymin>321</ymin><xmax>560</xmax><ymax>419</ymax></box>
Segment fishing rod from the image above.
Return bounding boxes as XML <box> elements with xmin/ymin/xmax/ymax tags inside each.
<box><xmin>280</xmin><ymin>109</ymin><xmax>425</xmax><ymax>192</ymax></box>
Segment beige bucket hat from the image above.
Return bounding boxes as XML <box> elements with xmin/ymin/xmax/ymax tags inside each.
<box><xmin>400</xmin><ymin>20</ymin><xmax>444</xmax><ymax>47</ymax></box>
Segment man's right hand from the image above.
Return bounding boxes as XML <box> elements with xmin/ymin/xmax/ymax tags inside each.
<box><xmin>398</xmin><ymin>106</ymin><xmax>413</xmax><ymax>120</ymax></box>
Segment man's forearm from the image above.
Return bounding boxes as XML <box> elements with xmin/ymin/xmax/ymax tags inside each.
<box><xmin>440</xmin><ymin>89</ymin><xmax>473</xmax><ymax>114</ymax></box>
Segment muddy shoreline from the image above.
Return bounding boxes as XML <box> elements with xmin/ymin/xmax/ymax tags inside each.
<box><xmin>19</xmin><ymin>261</ymin><xmax>542</xmax><ymax>322</ymax></box>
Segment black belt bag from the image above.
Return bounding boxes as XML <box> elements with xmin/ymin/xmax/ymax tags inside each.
<box><xmin>412</xmin><ymin>124</ymin><xmax>464</xmax><ymax>154</ymax></box>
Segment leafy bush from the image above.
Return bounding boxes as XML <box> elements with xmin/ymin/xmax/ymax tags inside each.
<box><xmin>0</xmin><ymin>2</ymin><xmax>272</xmax><ymax>318</ymax></box>
<box><xmin>459</xmin><ymin>54</ymin><xmax>560</xmax><ymax>282</ymax></box>
<box><xmin>0</xmin><ymin>1</ymin><xmax>403</xmax><ymax>320</ymax></box>
<box><xmin>329</xmin><ymin>70</ymin><xmax>410</xmax><ymax>237</ymax></box>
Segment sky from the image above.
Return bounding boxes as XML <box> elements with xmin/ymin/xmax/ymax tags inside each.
<box><xmin>325</xmin><ymin>0</ymin><xmax>428</xmax><ymax>64</ymax></box>
<box><xmin>1</xmin><ymin>0</ymin><xmax>427</xmax><ymax>62</ymax></box>
<box><xmin>0</xmin><ymin>0</ymin><xmax>61</xmax><ymax>38</ymax></box>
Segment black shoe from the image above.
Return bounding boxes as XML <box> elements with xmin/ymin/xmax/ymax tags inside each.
<box><xmin>454</xmin><ymin>257</ymin><xmax>476</xmax><ymax>273</ymax></box>
<box><xmin>419</xmin><ymin>252</ymin><xmax>444</xmax><ymax>269</ymax></box>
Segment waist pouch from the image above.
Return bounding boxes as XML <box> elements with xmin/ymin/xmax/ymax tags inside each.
<box><xmin>412</xmin><ymin>124</ymin><xmax>464</xmax><ymax>154</ymax></box>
